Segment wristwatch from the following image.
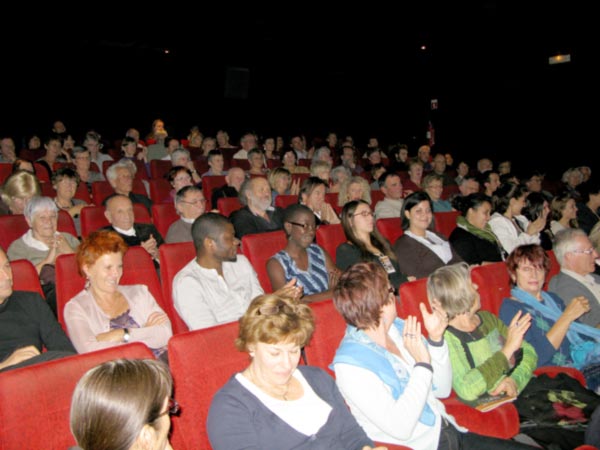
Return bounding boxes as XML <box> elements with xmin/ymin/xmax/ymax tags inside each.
<box><xmin>123</xmin><ymin>328</ymin><xmax>130</xmax><ymax>343</ymax></box>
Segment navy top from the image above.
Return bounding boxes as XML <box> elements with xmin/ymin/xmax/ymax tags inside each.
<box><xmin>273</xmin><ymin>244</ymin><xmax>329</xmax><ymax>295</ymax></box>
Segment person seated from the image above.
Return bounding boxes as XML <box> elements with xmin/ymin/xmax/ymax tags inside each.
<box><xmin>52</xmin><ymin>167</ymin><xmax>89</xmax><ymax>236</ymax></box>
<box><xmin>207</xmin><ymin>293</ymin><xmax>383</xmax><ymax>450</ymax></box>
<box><xmin>393</xmin><ymin>192</ymin><xmax>462</xmax><ymax>279</ymax></box>
<box><xmin>299</xmin><ymin>176</ymin><xmax>340</xmax><ymax>225</ymax></box>
<box><xmin>164</xmin><ymin>166</ymin><xmax>194</xmax><ymax>203</ymax></box>
<box><xmin>550</xmin><ymin>192</ymin><xmax>578</xmax><ymax>235</ymax></box>
<box><xmin>165</xmin><ymin>186</ymin><xmax>206</xmax><ymax>244</ymax></box>
<box><xmin>423</xmin><ymin>173</ymin><xmax>453</xmax><ymax>212</ymax></box>
<box><xmin>230</xmin><ymin>177</ymin><xmax>284</xmax><ymax>239</ymax></box>
<box><xmin>428</xmin><ymin>263</ymin><xmax>537</xmax><ymax>403</ymax></box>
<box><xmin>499</xmin><ymin>244</ymin><xmax>600</xmax><ymax>393</ymax></box>
<box><xmin>36</xmin><ymin>134</ymin><xmax>70</xmax><ymax>179</ymax></box>
<box><xmin>0</xmin><ymin>136</ymin><xmax>16</xmax><ymax>163</ymax></box>
<box><xmin>71</xmin><ymin>359</ymin><xmax>176</xmax><ymax>450</ymax></box>
<box><xmin>576</xmin><ymin>181</ymin><xmax>600</xmax><ymax>235</ymax></box>
<box><xmin>267</xmin><ymin>205</ymin><xmax>339</xmax><ymax>303</ymax></box>
<box><xmin>211</xmin><ymin>167</ymin><xmax>245</xmax><ymax>208</ymax></box>
<box><xmin>0</xmin><ymin>170</ymin><xmax>41</xmax><ymax>215</ymax></box>
<box><xmin>269</xmin><ymin>167</ymin><xmax>300</xmax><ymax>204</ymax></box>
<box><xmin>232</xmin><ymin>132</ymin><xmax>258</xmax><ymax>160</ymax></box>
<box><xmin>374</xmin><ymin>172</ymin><xmax>404</xmax><ymax>220</ymax></box>
<box><xmin>7</xmin><ymin>196</ymin><xmax>79</xmax><ymax>314</ymax></box>
<box><xmin>332</xmin><ymin>262</ymin><xmax>531</xmax><ymax>449</ymax></box>
<box><xmin>0</xmin><ymin>247</ymin><xmax>75</xmax><ymax>372</ymax></box>
<box><xmin>329</xmin><ymin>165</ymin><xmax>351</xmax><ymax>194</ymax></box>
<box><xmin>64</xmin><ymin>230</ymin><xmax>171</xmax><ymax>359</ymax></box>
<box><xmin>431</xmin><ymin>153</ymin><xmax>456</xmax><ymax>187</ymax></box>
<box><xmin>310</xmin><ymin>160</ymin><xmax>332</xmax><ymax>184</ymax></box>
<box><xmin>11</xmin><ymin>158</ymin><xmax>35</xmax><ymax>174</ymax></box>
<box><xmin>521</xmin><ymin>192</ymin><xmax>553</xmax><ymax>251</ymax></box>
<box><xmin>478</xmin><ymin>170</ymin><xmax>501</xmax><ymax>198</ymax></box>
<box><xmin>106</xmin><ymin>161</ymin><xmax>152</xmax><ymax>214</ymax></box>
<box><xmin>339</xmin><ymin>145</ymin><xmax>364</xmax><ymax>176</ymax></box>
<box><xmin>338</xmin><ymin>176</ymin><xmax>371</xmax><ymax>209</ymax></box>
<box><xmin>449</xmin><ymin>193</ymin><xmax>504</xmax><ymax>265</ymax></box>
<box><xmin>402</xmin><ymin>160</ymin><xmax>424</xmax><ymax>195</ymax></box>
<box><xmin>247</xmin><ymin>148</ymin><xmax>267</xmax><ymax>176</ymax></box>
<box><xmin>488</xmin><ymin>183</ymin><xmax>546</xmax><ymax>255</ymax></box>
<box><xmin>337</xmin><ymin>200</ymin><xmax>408</xmax><ymax>290</ymax></box>
<box><xmin>170</xmin><ymin>148</ymin><xmax>201</xmax><ymax>184</ymax></box>
<box><xmin>280</xmin><ymin>148</ymin><xmax>309</xmax><ymax>174</ymax></box>
<box><xmin>72</xmin><ymin>146</ymin><xmax>105</xmax><ymax>191</ymax></box>
<box><xmin>549</xmin><ymin>229</ymin><xmax>600</xmax><ymax>327</ymax></box>
<box><xmin>102</xmin><ymin>194</ymin><xmax>164</xmax><ymax>266</ymax></box>
<box><xmin>202</xmin><ymin>150</ymin><xmax>227</xmax><ymax>178</ymax></box>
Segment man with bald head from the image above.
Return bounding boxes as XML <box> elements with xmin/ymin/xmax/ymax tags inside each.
<box><xmin>211</xmin><ymin>167</ymin><xmax>245</xmax><ymax>209</ymax></box>
<box><xmin>230</xmin><ymin>177</ymin><xmax>283</xmax><ymax>238</ymax></box>
<box><xmin>102</xmin><ymin>194</ymin><xmax>164</xmax><ymax>265</ymax></box>
<box><xmin>0</xmin><ymin>247</ymin><xmax>75</xmax><ymax>372</ymax></box>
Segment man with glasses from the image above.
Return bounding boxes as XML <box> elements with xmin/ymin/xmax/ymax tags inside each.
<box><xmin>549</xmin><ymin>228</ymin><xmax>600</xmax><ymax>327</ymax></box>
<box><xmin>166</xmin><ymin>186</ymin><xmax>206</xmax><ymax>243</ymax></box>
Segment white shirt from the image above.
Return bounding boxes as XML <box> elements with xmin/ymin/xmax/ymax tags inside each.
<box><xmin>406</xmin><ymin>230</ymin><xmax>453</xmax><ymax>263</ymax></box>
<box><xmin>562</xmin><ymin>268</ymin><xmax>600</xmax><ymax>305</ymax></box>
<box><xmin>173</xmin><ymin>255</ymin><xmax>263</xmax><ymax>330</ymax></box>
<box><xmin>232</xmin><ymin>149</ymin><xmax>248</xmax><ymax>160</ymax></box>
<box><xmin>374</xmin><ymin>198</ymin><xmax>404</xmax><ymax>220</ymax></box>
<box><xmin>488</xmin><ymin>212</ymin><xmax>540</xmax><ymax>255</ymax></box>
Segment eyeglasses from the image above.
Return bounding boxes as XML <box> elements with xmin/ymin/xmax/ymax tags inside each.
<box><xmin>570</xmin><ymin>248</ymin><xmax>596</xmax><ymax>255</ymax></box>
<box><xmin>179</xmin><ymin>198</ymin><xmax>206</xmax><ymax>206</ymax></box>
<box><xmin>517</xmin><ymin>265</ymin><xmax>545</xmax><ymax>274</ymax></box>
<box><xmin>158</xmin><ymin>398</ymin><xmax>180</xmax><ymax>418</ymax></box>
<box><xmin>289</xmin><ymin>221</ymin><xmax>317</xmax><ymax>231</ymax></box>
<box><xmin>353</xmin><ymin>210</ymin><xmax>374</xmax><ymax>218</ymax></box>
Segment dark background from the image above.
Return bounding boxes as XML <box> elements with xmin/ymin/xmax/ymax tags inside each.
<box><xmin>1</xmin><ymin>3</ymin><xmax>594</xmax><ymax>178</ymax></box>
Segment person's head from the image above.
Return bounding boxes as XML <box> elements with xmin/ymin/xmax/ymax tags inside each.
<box><xmin>427</xmin><ymin>262</ymin><xmax>479</xmax><ymax>321</ymax></box>
<box><xmin>28</xmin><ymin>135</ymin><xmax>41</xmax><ymax>150</ymax></box>
<box><xmin>23</xmin><ymin>196</ymin><xmax>58</xmax><ymax>242</ymax></box>
<box><xmin>76</xmin><ymin>230</ymin><xmax>128</xmax><ymax>294</ymax></box>
<box><xmin>562</xmin><ymin>168</ymin><xmax>584</xmax><ymax>189</ymax></box>
<box><xmin>422</xmin><ymin>173</ymin><xmax>444</xmax><ymax>201</ymax></box>
<box><xmin>125</xmin><ymin>128</ymin><xmax>140</xmax><ymax>143</ymax></box>
<box><xmin>401</xmin><ymin>191</ymin><xmax>433</xmax><ymax>231</ymax></box>
<box><xmin>263</xmin><ymin>137</ymin><xmax>276</xmax><ymax>154</ymax></box>
<box><xmin>240</xmin><ymin>177</ymin><xmax>271</xmax><ymax>212</ymax></box>
<box><xmin>492</xmin><ymin>182</ymin><xmax>528</xmax><ymax>216</ymax></box>
<box><xmin>290</xmin><ymin>135</ymin><xmax>305</xmax><ymax>152</ymax></box>
<box><xmin>191</xmin><ymin>212</ymin><xmax>239</xmax><ymax>261</ymax></box>
<box><xmin>479</xmin><ymin>170</ymin><xmax>500</xmax><ymax>196</ymax></box>
<box><xmin>309</xmin><ymin>160</ymin><xmax>331</xmax><ymax>182</ymax></box>
<box><xmin>334</xmin><ymin>261</ymin><xmax>394</xmax><ymax>330</ymax></box>
<box><xmin>458</xmin><ymin>176</ymin><xmax>480</xmax><ymax>196</ymax></box>
<box><xmin>282</xmin><ymin>204</ymin><xmax>317</xmax><ymax>246</ymax></box>
<box><xmin>341</xmin><ymin>199</ymin><xmax>375</xmax><ymax>238</ymax></box>
<box><xmin>506</xmin><ymin>244</ymin><xmax>550</xmax><ymax>296</ymax></box>
<box><xmin>207</xmin><ymin>150</ymin><xmax>225</xmax><ymax>174</ymax></box>
<box><xmin>151</xmin><ymin>119</ymin><xmax>166</xmax><ymax>138</ymax></box>
<box><xmin>281</xmin><ymin>149</ymin><xmax>298</xmax><ymax>168</ymax></box>
<box><xmin>201</xmin><ymin>137</ymin><xmax>216</xmax><ymax>153</ymax></box>
<box><xmin>417</xmin><ymin>145</ymin><xmax>430</xmax><ymax>164</ymax></box>
<box><xmin>240</xmin><ymin>132</ymin><xmax>257</xmax><ymax>151</ymax></box>
<box><xmin>236</xmin><ymin>294</ymin><xmax>314</xmax><ymax>384</ymax></box>
<box><xmin>407</xmin><ymin>159</ymin><xmax>423</xmax><ymax>181</ymax></box>
<box><xmin>457</xmin><ymin>161</ymin><xmax>469</xmax><ymax>177</ymax></box>
<box><xmin>367</xmin><ymin>148</ymin><xmax>382</xmax><ymax>165</ymax></box>
<box><xmin>11</xmin><ymin>158</ymin><xmax>35</xmax><ymax>174</ymax></box>
<box><xmin>72</xmin><ymin>146</ymin><xmax>92</xmax><ymax>172</ymax></box>
<box><xmin>216</xmin><ymin>130</ymin><xmax>230</xmax><ymax>147</ymax></box>
<box><xmin>104</xmin><ymin>194</ymin><xmax>135</xmax><ymax>230</ymax></box>
<box><xmin>71</xmin><ymin>358</ymin><xmax>174</xmax><ymax>450</ymax></box>
<box><xmin>341</xmin><ymin>145</ymin><xmax>355</xmax><ymax>165</ymax></box>
<box><xmin>43</xmin><ymin>134</ymin><xmax>63</xmax><ymax>161</ymax></box>
<box><xmin>453</xmin><ymin>193</ymin><xmax>492</xmax><ymax>230</ymax></box>
<box><xmin>578</xmin><ymin>166</ymin><xmax>592</xmax><ymax>182</ymax></box>
<box><xmin>553</xmin><ymin>228</ymin><xmax>598</xmax><ymax>276</ymax></box>
<box><xmin>299</xmin><ymin>176</ymin><xmax>327</xmax><ymax>211</ymax></box>
<box><xmin>476</xmin><ymin>158</ymin><xmax>493</xmax><ymax>173</ymax></box>
<box><xmin>326</xmin><ymin>132</ymin><xmax>338</xmax><ymax>148</ymax></box>
<box><xmin>0</xmin><ymin>247</ymin><xmax>13</xmax><ymax>304</ymax></box>
<box><xmin>370</xmin><ymin>163</ymin><xmax>386</xmax><ymax>182</ymax></box>
<box><xmin>379</xmin><ymin>172</ymin><xmax>403</xmax><ymax>200</ymax></box>
<box><xmin>83</xmin><ymin>131</ymin><xmax>103</xmax><ymax>156</ymax></box>
<box><xmin>579</xmin><ymin>181</ymin><xmax>600</xmax><ymax>208</ymax></box>
<box><xmin>247</xmin><ymin>148</ymin><xmax>265</xmax><ymax>171</ymax></box>
<box><xmin>166</xmin><ymin>166</ymin><xmax>193</xmax><ymax>192</ymax></box>
<box><xmin>312</xmin><ymin>146</ymin><xmax>332</xmax><ymax>165</ymax></box>
<box><xmin>52</xmin><ymin>167</ymin><xmax>80</xmax><ymax>200</ymax></box>
<box><xmin>551</xmin><ymin>192</ymin><xmax>578</xmax><ymax>224</ymax></box>
<box><xmin>106</xmin><ymin>162</ymin><xmax>136</xmax><ymax>195</ymax></box>
<box><xmin>341</xmin><ymin>176</ymin><xmax>370</xmax><ymax>206</ymax></box>
<box><xmin>396</xmin><ymin>144</ymin><xmax>409</xmax><ymax>162</ymax></box>
<box><xmin>164</xmin><ymin>137</ymin><xmax>180</xmax><ymax>155</ymax></box>
<box><xmin>498</xmin><ymin>161</ymin><xmax>512</xmax><ymax>175</ymax></box>
<box><xmin>432</xmin><ymin>153</ymin><xmax>446</xmax><ymax>174</ymax></box>
<box><xmin>521</xmin><ymin>192</ymin><xmax>550</xmax><ymax>224</ymax></box>
<box><xmin>1</xmin><ymin>171</ymin><xmax>41</xmax><ymax>214</ymax></box>
<box><xmin>225</xmin><ymin>167</ymin><xmax>246</xmax><ymax>192</ymax></box>
<box><xmin>0</xmin><ymin>137</ymin><xmax>16</xmax><ymax>162</ymax></box>
<box><xmin>52</xmin><ymin>120</ymin><xmax>67</xmax><ymax>134</ymax></box>
<box><xmin>171</xmin><ymin>148</ymin><xmax>191</xmax><ymax>167</ymax></box>
<box><xmin>268</xmin><ymin>167</ymin><xmax>292</xmax><ymax>195</ymax></box>
<box><xmin>121</xmin><ymin>137</ymin><xmax>137</xmax><ymax>158</ymax></box>
<box><xmin>174</xmin><ymin>185</ymin><xmax>206</xmax><ymax>220</ymax></box>
<box><xmin>522</xmin><ymin>171</ymin><xmax>544</xmax><ymax>193</ymax></box>
<box><xmin>330</xmin><ymin>165</ymin><xmax>351</xmax><ymax>187</ymax></box>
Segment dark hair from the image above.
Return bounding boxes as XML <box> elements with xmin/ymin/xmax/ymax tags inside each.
<box><xmin>282</xmin><ymin>204</ymin><xmax>314</xmax><ymax>236</ymax></box>
<box><xmin>299</xmin><ymin>176</ymin><xmax>328</xmax><ymax>202</ymax></box>
<box><xmin>505</xmin><ymin>244</ymin><xmax>550</xmax><ymax>284</ymax></box>
<box><xmin>377</xmin><ymin>171</ymin><xmax>399</xmax><ymax>189</ymax></box>
<box><xmin>207</xmin><ymin>149</ymin><xmax>223</xmax><ymax>162</ymax></box>
<box><xmin>452</xmin><ymin>193</ymin><xmax>492</xmax><ymax>216</ymax></box>
<box><xmin>492</xmin><ymin>182</ymin><xmax>528</xmax><ymax>215</ymax></box>
<box><xmin>191</xmin><ymin>212</ymin><xmax>231</xmax><ymax>252</ymax></box>
<box><xmin>165</xmin><ymin>166</ymin><xmax>192</xmax><ymax>184</ymax></box>
<box><xmin>522</xmin><ymin>192</ymin><xmax>548</xmax><ymax>222</ymax></box>
<box><xmin>341</xmin><ymin>200</ymin><xmax>395</xmax><ymax>261</ymax></box>
<box><xmin>333</xmin><ymin>261</ymin><xmax>392</xmax><ymax>329</ymax></box>
<box><xmin>400</xmin><ymin>191</ymin><xmax>434</xmax><ymax>231</ymax></box>
<box><xmin>579</xmin><ymin>180</ymin><xmax>600</xmax><ymax>204</ymax></box>
<box><xmin>51</xmin><ymin>167</ymin><xmax>81</xmax><ymax>185</ymax></box>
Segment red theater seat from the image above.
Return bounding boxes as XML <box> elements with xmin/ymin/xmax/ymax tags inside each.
<box><xmin>151</xmin><ymin>203</ymin><xmax>179</xmax><ymax>238</ymax></box>
<box><xmin>433</xmin><ymin>210</ymin><xmax>460</xmax><ymax>238</ymax></box>
<box><xmin>10</xmin><ymin>259</ymin><xmax>44</xmax><ymax>298</ymax></box>
<box><xmin>471</xmin><ymin>261</ymin><xmax>511</xmax><ymax>315</ymax></box>
<box><xmin>241</xmin><ymin>230</ymin><xmax>287</xmax><ymax>292</ymax></box>
<box><xmin>304</xmin><ymin>299</ymin><xmax>344</xmax><ymax>376</ymax></box>
<box><xmin>315</xmin><ymin>223</ymin><xmax>345</xmax><ymax>265</ymax></box>
<box><xmin>376</xmin><ymin>217</ymin><xmax>403</xmax><ymax>245</ymax></box>
<box><xmin>79</xmin><ymin>204</ymin><xmax>151</xmax><ymax>238</ymax></box>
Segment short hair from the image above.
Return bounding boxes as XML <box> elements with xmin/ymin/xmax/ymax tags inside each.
<box><xmin>333</xmin><ymin>261</ymin><xmax>392</xmax><ymax>330</ymax></box>
<box><xmin>427</xmin><ymin>263</ymin><xmax>476</xmax><ymax>320</ymax></box>
<box><xmin>378</xmin><ymin>171</ymin><xmax>400</xmax><ymax>189</ymax></box>
<box><xmin>207</xmin><ymin>149</ymin><xmax>223</xmax><ymax>162</ymax></box>
<box><xmin>121</xmin><ymin>136</ymin><xmax>136</xmax><ymax>148</ymax></box>
<box><xmin>311</xmin><ymin>147</ymin><xmax>331</xmax><ymax>163</ymax></box>
<box><xmin>238</xmin><ymin>177</ymin><xmax>269</xmax><ymax>207</ymax></box>
<box><xmin>561</xmin><ymin>167</ymin><xmax>583</xmax><ymax>185</ymax></box>
<box><xmin>299</xmin><ymin>176</ymin><xmax>327</xmax><ymax>202</ymax></box>
<box><xmin>330</xmin><ymin>165</ymin><xmax>351</xmax><ymax>184</ymax></box>
<box><xmin>51</xmin><ymin>167</ymin><xmax>80</xmax><ymax>185</ymax></box>
<box><xmin>506</xmin><ymin>244</ymin><xmax>550</xmax><ymax>283</ymax></box>
<box><xmin>452</xmin><ymin>193</ymin><xmax>492</xmax><ymax>217</ymax></box>
<box><xmin>70</xmin><ymin>359</ymin><xmax>172</xmax><ymax>450</ymax></box>
<box><xmin>400</xmin><ymin>191</ymin><xmax>434</xmax><ymax>231</ymax></box>
<box><xmin>171</xmin><ymin>148</ymin><xmax>190</xmax><ymax>165</ymax></box>
<box><xmin>422</xmin><ymin>173</ymin><xmax>443</xmax><ymax>189</ymax></box>
<box><xmin>282</xmin><ymin>204</ymin><xmax>313</xmax><ymax>236</ymax></box>
<box><xmin>0</xmin><ymin>171</ymin><xmax>41</xmax><ymax>207</ymax></box>
<box><xmin>492</xmin><ymin>182</ymin><xmax>527</xmax><ymax>215</ymax></box>
<box><xmin>106</xmin><ymin>161</ymin><xmax>136</xmax><ymax>181</ymax></box>
<box><xmin>11</xmin><ymin>158</ymin><xmax>35</xmax><ymax>175</ymax></box>
<box><xmin>24</xmin><ymin>196</ymin><xmax>57</xmax><ymax>222</ymax></box>
<box><xmin>174</xmin><ymin>185</ymin><xmax>202</xmax><ymax>205</ymax></box>
<box><xmin>76</xmin><ymin>230</ymin><xmax>128</xmax><ymax>276</ymax></box>
<box><xmin>71</xmin><ymin>146</ymin><xmax>89</xmax><ymax>157</ymax></box>
<box><xmin>310</xmin><ymin>160</ymin><xmax>331</xmax><ymax>177</ymax></box>
<box><xmin>236</xmin><ymin>294</ymin><xmax>314</xmax><ymax>351</ymax></box>
<box><xmin>165</xmin><ymin>166</ymin><xmax>192</xmax><ymax>184</ymax></box>
<box><xmin>338</xmin><ymin>176</ymin><xmax>371</xmax><ymax>207</ymax></box>
<box><xmin>553</xmin><ymin>228</ymin><xmax>588</xmax><ymax>266</ymax></box>
<box><xmin>247</xmin><ymin>148</ymin><xmax>263</xmax><ymax>161</ymax></box>
<box><xmin>521</xmin><ymin>192</ymin><xmax>548</xmax><ymax>223</ymax></box>
<box><xmin>267</xmin><ymin>167</ymin><xmax>291</xmax><ymax>190</ymax></box>
<box><xmin>191</xmin><ymin>212</ymin><xmax>230</xmax><ymax>252</ymax></box>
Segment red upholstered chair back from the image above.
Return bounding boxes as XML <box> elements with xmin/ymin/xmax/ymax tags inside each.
<box><xmin>241</xmin><ymin>230</ymin><xmax>287</xmax><ymax>292</ymax></box>
<box><xmin>470</xmin><ymin>261</ymin><xmax>511</xmax><ymax>315</ymax></box>
<box><xmin>0</xmin><ymin>343</ymin><xmax>154</xmax><ymax>450</ymax></box>
<box><xmin>433</xmin><ymin>210</ymin><xmax>460</xmax><ymax>238</ymax></box>
<box><xmin>217</xmin><ymin>197</ymin><xmax>242</xmax><ymax>217</ymax></box>
<box><xmin>0</xmin><ymin>163</ymin><xmax>11</xmax><ymax>184</ymax></box>
<box><xmin>150</xmin><ymin>159</ymin><xmax>172</xmax><ymax>180</ymax></box>
<box><xmin>151</xmin><ymin>203</ymin><xmax>179</xmax><ymax>238</ymax></box>
<box><xmin>201</xmin><ymin>175</ymin><xmax>226</xmax><ymax>208</ymax></box>
<box><xmin>57</xmin><ymin>210</ymin><xmax>78</xmax><ymax>237</ymax></box>
<box><xmin>0</xmin><ymin>211</ymin><xmax>77</xmax><ymax>251</ymax></box>
<box><xmin>10</xmin><ymin>259</ymin><xmax>44</xmax><ymax>298</ymax></box>
<box><xmin>376</xmin><ymin>217</ymin><xmax>403</xmax><ymax>245</ymax></box>
<box><xmin>148</xmin><ymin>178</ymin><xmax>172</xmax><ymax>204</ymax></box>
<box><xmin>370</xmin><ymin>189</ymin><xmax>385</xmax><ymax>209</ymax></box>
<box><xmin>397</xmin><ymin>277</ymin><xmax>429</xmax><ymax>336</ymax></box>
<box><xmin>544</xmin><ymin>249</ymin><xmax>560</xmax><ymax>291</ymax></box>
<box><xmin>168</xmin><ymin>322</ymin><xmax>247</xmax><ymax>450</ymax></box>
<box><xmin>91</xmin><ymin>180</ymin><xmax>148</xmax><ymax>206</ymax></box>
<box><xmin>315</xmin><ymin>223</ymin><xmax>345</xmax><ymax>265</ymax></box>
<box><xmin>158</xmin><ymin>242</ymin><xmax>196</xmax><ymax>334</ymax></box>
<box><xmin>56</xmin><ymin>247</ymin><xmax>167</xmax><ymax>333</ymax></box>
<box><xmin>79</xmin><ymin>204</ymin><xmax>151</xmax><ymax>238</ymax></box>
<box><xmin>274</xmin><ymin>194</ymin><xmax>299</xmax><ymax>209</ymax></box>
<box><xmin>304</xmin><ymin>299</ymin><xmax>345</xmax><ymax>376</ymax></box>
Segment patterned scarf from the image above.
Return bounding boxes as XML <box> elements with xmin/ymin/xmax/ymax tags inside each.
<box><xmin>456</xmin><ymin>215</ymin><xmax>499</xmax><ymax>245</ymax></box>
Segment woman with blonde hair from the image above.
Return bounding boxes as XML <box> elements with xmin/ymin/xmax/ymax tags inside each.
<box><xmin>1</xmin><ymin>170</ymin><xmax>41</xmax><ymax>215</ymax></box>
<box><xmin>338</xmin><ymin>176</ymin><xmax>371</xmax><ymax>208</ymax></box>
<box><xmin>550</xmin><ymin>192</ymin><xmax>578</xmax><ymax>235</ymax></box>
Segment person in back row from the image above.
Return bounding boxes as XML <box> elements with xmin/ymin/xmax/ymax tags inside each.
<box><xmin>230</xmin><ymin>177</ymin><xmax>283</xmax><ymax>239</ymax></box>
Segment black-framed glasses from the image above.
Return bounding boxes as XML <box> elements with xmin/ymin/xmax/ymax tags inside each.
<box><xmin>179</xmin><ymin>198</ymin><xmax>206</xmax><ymax>206</ymax></box>
<box><xmin>289</xmin><ymin>221</ymin><xmax>317</xmax><ymax>231</ymax></box>
<box><xmin>159</xmin><ymin>398</ymin><xmax>180</xmax><ymax>417</ymax></box>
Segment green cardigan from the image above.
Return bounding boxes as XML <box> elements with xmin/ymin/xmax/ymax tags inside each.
<box><xmin>445</xmin><ymin>311</ymin><xmax>538</xmax><ymax>401</ymax></box>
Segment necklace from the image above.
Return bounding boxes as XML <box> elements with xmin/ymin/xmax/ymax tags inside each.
<box><xmin>245</xmin><ymin>368</ymin><xmax>291</xmax><ymax>401</ymax></box>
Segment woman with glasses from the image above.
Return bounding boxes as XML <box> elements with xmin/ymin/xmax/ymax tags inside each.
<box><xmin>71</xmin><ymin>358</ymin><xmax>177</xmax><ymax>450</ymax></box>
<box><xmin>267</xmin><ymin>204</ymin><xmax>339</xmax><ymax>303</ymax></box>
<box><xmin>207</xmin><ymin>294</ymin><xmax>384</xmax><ymax>450</ymax></box>
<box><xmin>164</xmin><ymin>166</ymin><xmax>194</xmax><ymax>203</ymax></box>
<box><xmin>299</xmin><ymin>176</ymin><xmax>340</xmax><ymax>225</ymax></box>
<box><xmin>166</xmin><ymin>186</ymin><xmax>206</xmax><ymax>243</ymax></box>
<box><xmin>500</xmin><ymin>244</ymin><xmax>600</xmax><ymax>392</ymax></box>
<box><xmin>337</xmin><ymin>200</ymin><xmax>409</xmax><ymax>291</ymax></box>
<box><xmin>393</xmin><ymin>192</ymin><xmax>462</xmax><ymax>280</ymax></box>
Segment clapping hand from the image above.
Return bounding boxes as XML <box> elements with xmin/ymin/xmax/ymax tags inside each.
<box><xmin>402</xmin><ymin>315</ymin><xmax>430</xmax><ymax>364</ymax></box>
<box><xmin>421</xmin><ymin>301</ymin><xmax>448</xmax><ymax>342</ymax></box>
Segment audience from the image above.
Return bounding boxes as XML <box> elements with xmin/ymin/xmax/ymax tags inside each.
<box><xmin>230</xmin><ymin>177</ymin><xmax>283</xmax><ymax>238</ymax></box>
<box><xmin>165</xmin><ymin>186</ymin><xmax>206</xmax><ymax>243</ymax></box>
